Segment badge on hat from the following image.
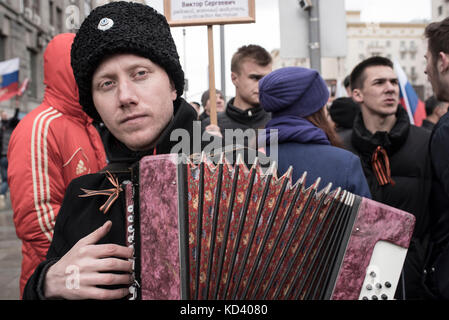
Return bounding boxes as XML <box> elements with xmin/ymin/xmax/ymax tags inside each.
<box><xmin>98</xmin><ymin>18</ymin><xmax>114</xmax><ymax>31</ymax></box>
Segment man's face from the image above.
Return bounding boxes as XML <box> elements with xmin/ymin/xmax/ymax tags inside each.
<box><xmin>232</xmin><ymin>59</ymin><xmax>272</xmax><ymax>107</ymax></box>
<box><xmin>353</xmin><ymin>65</ymin><xmax>399</xmax><ymax>117</ymax></box>
<box><xmin>436</xmin><ymin>102</ymin><xmax>449</xmax><ymax>117</ymax></box>
<box><xmin>92</xmin><ymin>53</ymin><xmax>176</xmax><ymax>151</ymax></box>
<box><xmin>205</xmin><ymin>92</ymin><xmax>225</xmax><ymax>114</ymax></box>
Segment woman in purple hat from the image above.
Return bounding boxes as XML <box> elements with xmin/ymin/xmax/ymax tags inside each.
<box><xmin>259</xmin><ymin>66</ymin><xmax>371</xmax><ymax>197</ymax></box>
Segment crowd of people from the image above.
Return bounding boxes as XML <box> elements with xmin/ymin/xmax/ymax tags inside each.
<box><xmin>2</xmin><ymin>1</ymin><xmax>449</xmax><ymax>300</ymax></box>
<box><xmin>0</xmin><ymin>107</ymin><xmax>19</xmax><ymax>208</ymax></box>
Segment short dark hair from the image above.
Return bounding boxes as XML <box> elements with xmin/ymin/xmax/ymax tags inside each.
<box><xmin>343</xmin><ymin>75</ymin><xmax>351</xmax><ymax>89</ymax></box>
<box><xmin>425</xmin><ymin>18</ymin><xmax>449</xmax><ymax>67</ymax></box>
<box><xmin>231</xmin><ymin>45</ymin><xmax>272</xmax><ymax>74</ymax></box>
<box><xmin>201</xmin><ymin>89</ymin><xmax>223</xmax><ymax>107</ymax></box>
<box><xmin>350</xmin><ymin>56</ymin><xmax>394</xmax><ymax>90</ymax></box>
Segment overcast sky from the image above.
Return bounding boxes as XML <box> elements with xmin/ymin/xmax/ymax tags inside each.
<box><xmin>345</xmin><ymin>0</ymin><xmax>431</xmax><ymax>22</ymax></box>
<box><xmin>146</xmin><ymin>0</ymin><xmax>432</xmax><ymax>102</ymax></box>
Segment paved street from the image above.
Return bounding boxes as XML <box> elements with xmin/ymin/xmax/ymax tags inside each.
<box><xmin>0</xmin><ymin>197</ymin><xmax>21</xmax><ymax>300</ymax></box>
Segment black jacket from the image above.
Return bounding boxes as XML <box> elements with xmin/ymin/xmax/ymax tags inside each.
<box><xmin>429</xmin><ymin>112</ymin><xmax>449</xmax><ymax>246</ymax></box>
<box><xmin>1</xmin><ymin>107</ymin><xmax>20</xmax><ymax>156</ymax></box>
<box><xmin>421</xmin><ymin>119</ymin><xmax>435</xmax><ymax>132</ymax></box>
<box><xmin>425</xmin><ymin>112</ymin><xmax>449</xmax><ymax>299</ymax></box>
<box><xmin>22</xmin><ymin>98</ymin><xmax>197</xmax><ymax>299</ymax></box>
<box><xmin>201</xmin><ymin>98</ymin><xmax>271</xmax><ymax>144</ymax></box>
<box><xmin>341</xmin><ymin>107</ymin><xmax>433</xmax><ymax>300</ymax></box>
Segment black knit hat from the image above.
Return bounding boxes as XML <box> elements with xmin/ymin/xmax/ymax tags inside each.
<box><xmin>71</xmin><ymin>1</ymin><xmax>184</xmax><ymax>121</ymax></box>
<box><xmin>328</xmin><ymin>97</ymin><xmax>360</xmax><ymax>129</ymax></box>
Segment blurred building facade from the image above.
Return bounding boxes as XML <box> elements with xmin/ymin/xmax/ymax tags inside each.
<box><xmin>345</xmin><ymin>11</ymin><xmax>429</xmax><ymax>99</ymax></box>
<box><xmin>0</xmin><ymin>0</ymin><xmax>94</xmax><ymax>115</ymax></box>
<box><xmin>0</xmin><ymin>0</ymin><xmax>144</xmax><ymax>116</ymax></box>
<box><xmin>432</xmin><ymin>0</ymin><xmax>449</xmax><ymax>21</ymax></box>
<box><xmin>273</xmin><ymin>10</ymin><xmax>431</xmax><ymax>101</ymax></box>
<box><xmin>0</xmin><ymin>1</ymin><xmax>438</xmax><ymax>116</ymax></box>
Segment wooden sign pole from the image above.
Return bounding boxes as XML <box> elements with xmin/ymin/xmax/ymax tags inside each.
<box><xmin>207</xmin><ymin>25</ymin><xmax>217</xmax><ymax>126</ymax></box>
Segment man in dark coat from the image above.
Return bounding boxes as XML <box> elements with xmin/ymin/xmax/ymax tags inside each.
<box><xmin>201</xmin><ymin>45</ymin><xmax>272</xmax><ymax>145</ymax></box>
<box><xmin>22</xmin><ymin>2</ymin><xmax>198</xmax><ymax>300</ymax></box>
<box><xmin>341</xmin><ymin>56</ymin><xmax>432</xmax><ymax>300</ymax></box>
<box><xmin>423</xmin><ymin>17</ymin><xmax>449</xmax><ymax>299</ymax></box>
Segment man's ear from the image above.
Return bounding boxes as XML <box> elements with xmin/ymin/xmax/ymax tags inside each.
<box><xmin>438</xmin><ymin>52</ymin><xmax>449</xmax><ymax>73</ymax></box>
<box><xmin>231</xmin><ymin>72</ymin><xmax>238</xmax><ymax>86</ymax></box>
<box><xmin>352</xmin><ymin>88</ymin><xmax>363</xmax><ymax>104</ymax></box>
<box><xmin>170</xmin><ymin>80</ymin><xmax>177</xmax><ymax>101</ymax></box>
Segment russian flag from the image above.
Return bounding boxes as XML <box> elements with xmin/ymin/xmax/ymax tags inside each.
<box><xmin>0</xmin><ymin>58</ymin><xmax>19</xmax><ymax>102</ymax></box>
<box><xmin>393</xmin><ymin>60</ymin><xmax>426</xmax><ymax>126</ymax></box>
<box><xmin>18</xmin><ymin>77</ymin><xmax>29</xmax><ymax>96</ymax></box>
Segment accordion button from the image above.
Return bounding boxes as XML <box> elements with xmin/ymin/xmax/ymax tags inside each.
<box><xmin>385</xmin><ymin>282</ymin><xmax>392</xmax><ymax>288</ymax></box>
<box><xmin>381</xmin><ymin>294</ymin><xmax>388</xmax><ymax>300</ymax></box>
<box><xmin>369</xmin><ymin>271</ymin><xmax>376</xmax><ymax>278</ymax></box>
<box><xmin>371</xmin><ymin>295</ymin><xmax>378</xmax><ymax>300</ymax></box>
<box><xmin>375</xmin><ymin>283</ymin><xmax>382</xmax><ymax>289</ymax></box>
<box><xmin>366</xmin><ymin>284</ymin><xmax>373</xmax><ymax>291</ymax></box>
<box><xmin>362</xmin><ymin>296</ymin><xmax>369</xmax><ymax>300</ymax></box>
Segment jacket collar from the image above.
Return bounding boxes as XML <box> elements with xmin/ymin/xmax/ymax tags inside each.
<box><xmin>351</xmin><ymin>106</ymin><xmax>410</xmax><ymax>158</ymax></box>
<box><xmin>225</xmin><ymin>98</ymin><xmax>269</xmax><ymax>124</ymax></box>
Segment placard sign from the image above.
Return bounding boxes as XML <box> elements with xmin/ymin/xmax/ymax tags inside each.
<box><xmin>164</xmin><ymin>0</ymin><xmax>255</xmax><ymax>27</ymax></box>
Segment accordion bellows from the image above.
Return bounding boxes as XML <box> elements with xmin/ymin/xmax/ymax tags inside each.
<box><xmin>125</xmin><ymin>154</ymin><xmax>415</xmax><ymax>300</ymax></box>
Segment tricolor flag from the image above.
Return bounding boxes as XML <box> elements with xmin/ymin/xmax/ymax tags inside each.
<box><xmin>393</xmin><ymin>60</ymin><xmax>426</xmax><ymax>126</ymax></box>
<box><xmin>0</xmin><ymin>58</ymin><xmax>20</xmax><ymax>102</ymax></box>
<box><xmin>18</xmin><ymin>77</ymin><xmax>29</xmax><ymax>96</ymax></box>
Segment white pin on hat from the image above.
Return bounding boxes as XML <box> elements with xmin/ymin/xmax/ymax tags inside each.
<box><xmin>98</xmin><ymin>18</ymin><xmax>114</xmax><ymax>31</ymax></box>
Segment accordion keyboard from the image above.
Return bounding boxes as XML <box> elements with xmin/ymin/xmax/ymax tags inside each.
<box><xmin>358</xmin><ymin>240</ymin><xmax>408</xmax><ymax>300</ymax></box>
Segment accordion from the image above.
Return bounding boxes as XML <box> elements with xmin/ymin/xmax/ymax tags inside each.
<box><xmin>124</xmin><ymin>153</ymin><xmax>415</xmax><ymax>300</ymax></box>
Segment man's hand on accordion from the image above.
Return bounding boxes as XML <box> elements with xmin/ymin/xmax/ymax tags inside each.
<box><xmin>43</xmin><ymin>221</ymin><xmax>134</xmax><ymax>300</ymax></box>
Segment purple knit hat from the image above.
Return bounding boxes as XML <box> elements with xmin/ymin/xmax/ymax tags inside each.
<box><xmin>259</xmin><ymin>66</ymin><xmax>329</xmax><ymax>117</ymax></box>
